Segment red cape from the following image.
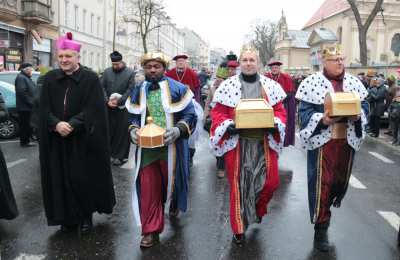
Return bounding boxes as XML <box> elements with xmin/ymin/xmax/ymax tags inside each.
<box><xmin>209</xmin><ymin>75</ymin><xmax>287</xmax><ymax>234</ymax></box>
<box><xmin>166</xmin><ymin>68</ymin><xmax>200</xmax><ymax>101</ymax></box>
<box><xmin>265</xmin><ymin>72</ymin><xmax>294</xmax><ymax>93</ymax></box>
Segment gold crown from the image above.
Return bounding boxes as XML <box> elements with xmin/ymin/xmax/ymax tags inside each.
<box><xmin>321</xmin><ymin>44</ymin><xmax>342</xmax><ymax>59</ymax></box>
<box><xmin>140</xmin><ymin>52</ymin><xmax>170</xmax><ymax>66</ymax></box>
<box><xmin>240</xmin><ymin>45</ymin><xmax>259</xmax><ymax>58</ymax></box>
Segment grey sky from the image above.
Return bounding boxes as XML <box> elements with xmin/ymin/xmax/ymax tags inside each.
<box><xmin>164</xmin><ymin>0</ymin><xmax>326</xmax><ymax>53</ymax></box>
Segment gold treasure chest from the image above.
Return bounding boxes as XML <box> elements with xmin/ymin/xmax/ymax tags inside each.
<box><xmin>235</xmin><ymin>99</ymin><xmax>274</xmax><ymax>129</ymax></box>
<box><xmin>324</xmin><ymin>92</ymin><xmax>361</xmax><ymax>117</ymax></box>
<box><xmin>137</xmin><ymin>117</ymin><xmax>166</xmax><ymax>148</ymax></box>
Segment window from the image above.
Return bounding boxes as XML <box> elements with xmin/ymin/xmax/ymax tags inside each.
<box><xmin>96</xmin><ymin>53</ymin><xmax>100</xmax><ymax>69</ymax></box>
<box><xmin>89</xmin><ymin>52</ymin><xmax>94</xmax><ymax>66</ymax></box>
<box><xmin>97</xmin><ymin>17</ymin><xmax>101</xmax><ymax>37</ymax></box>
<box><xmin>82</xmin><ymin>9</ymin><xmax>87</xmax><ymax>32</ymax></box>
<box><xmin>74</xmin><ymin>5</ymin><xmax>79</xmax><ymax>30</ymax></box>
<box><xmin>108</xmin><ymin>21</ymin><xmax>112</xmax><ymax>40</ymax></box>
<box><xmin>64</xmin><ymin>0</ymin><xmax>69</xmax><ymax>26</ymax></box>
<box><xmin>337</xmin><ymin>27</ymin><xmax>343</xmax><ymax>44</ymax></box>
<box><xmin>391</xmin><ymin>33</ymin><xmax>400</xmax><ymax>57</ymax></box>
<box><xmin>82</xmin><ymin>50</ymin><xmax>87</xmax><ymax>65</ymax></box>
<box><xmin>90</xmin><ymin>14</ymin><xmax>94</xmax><ymax>34</ymax></box>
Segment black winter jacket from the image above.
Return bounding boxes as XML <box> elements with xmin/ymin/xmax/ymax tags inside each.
<box><xmin>15</xmin><ymin>71</ymin><xmax>36</xmax><ymax>112</ymax></box>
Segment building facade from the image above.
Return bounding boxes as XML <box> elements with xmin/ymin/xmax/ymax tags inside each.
<box><xmin>58</xmin><ymin>0</ymin><xmax>110</xmax><ymax>72</ymax></box>
<box><xmin>180</xmin><ymin>27</ymin><xmax>210</xmax><ymax>70</ymax></box>
<box><xmin>274</xmin><ymin>12</ymin><xmax>311</xmax><ymax>74</ymax></box>
<box><xmin>303</xmin><ymin>0</ymin><xmax>400</xmax><ymax>68</ymax></box>
<box><xmin>119</xmin><ymin>0</ymin><xmax>185</xmax><ymax>69</ymax></box>
<box><xmin>209</xmin><ymin>47</ymin><xmax>226</xmax><ymax>70</ymax></box>
<box><xmin>0</xmin><ymin>0</ymin><xmax>55</xmax><ymax>70</ymax></box>
<box><xmin>275</xmin><ymin>0</ymin><xmax>400</xmax><ymax>73</ymax></box>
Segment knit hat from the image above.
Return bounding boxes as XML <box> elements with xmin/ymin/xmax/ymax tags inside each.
<box><xmin>19</xmin><ymin>63</ymin><xmax>33</xmax><ymax>71</ymax></box>
<box><xmin>110</xmin><ymin>51</ymin><xmax>123</xmax><ymax>62</ymax></box>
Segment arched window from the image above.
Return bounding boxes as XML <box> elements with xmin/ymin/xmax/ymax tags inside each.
<box><xmin>391</xmin><ymin>33</ymin><xmax>400</xmax><ymax>57</ymax></box>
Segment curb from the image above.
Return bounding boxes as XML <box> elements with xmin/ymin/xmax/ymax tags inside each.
<box><xmin>365</xmin><ymin>135</ymin><xmax>400</xmax><ymax>153</ymax></box>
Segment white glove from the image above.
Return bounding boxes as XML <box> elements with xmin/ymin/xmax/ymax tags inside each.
<box><xmin>164</xmin><ymin>127</ymin><xmax>180</xmax><ymax>145</ymax></box>
<box><xmin>130</xmin><ymin>128</ymin><xmax>138</xmax><ymax>144</ymax></box>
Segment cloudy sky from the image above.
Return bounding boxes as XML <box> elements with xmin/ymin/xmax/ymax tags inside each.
<box><xmin>164</xmin><ymin>0</ymin><xmax>326</xmax><ymax>53</ymax></box>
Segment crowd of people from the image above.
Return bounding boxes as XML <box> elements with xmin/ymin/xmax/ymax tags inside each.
<box><xmin>356</xmin><ymin>71</ymin><xmax>400</xmax><ymax>145</ymax></box>
<box><xmin>0</xmin><ymin>31</ymin><xmax>399</xmax><ymax>253</ymax></box>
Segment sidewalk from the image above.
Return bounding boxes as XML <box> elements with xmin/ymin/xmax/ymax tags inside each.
<box><xmin>366</xmin><ymin>128</ymin><xmax>400</xmax><ymax>152</ymax></box>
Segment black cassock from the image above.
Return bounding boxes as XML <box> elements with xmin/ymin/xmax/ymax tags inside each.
<box><xmin>38</xmin><ymin>66</ymin><xmax>116</xmax><ymax>226</ymax></box>
<box><xmin>101</xmin><ymin>66</ymin><xmax>135</xmax><ymax>162</ymax></box>
<box><xmin>0</xmin><ymin>92</ymin><xmax>18</xmax><ymax>220</ymax></box>
<box><xmin>0</xmin><ymin>148</ymin><xmax>18</xmax><ymax>220</ymax></box>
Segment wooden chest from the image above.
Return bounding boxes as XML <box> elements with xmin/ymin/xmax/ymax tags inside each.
<box><xmin>137</xmin><ymin>117</ymin><xmax>166</xmax><ymax>148</ymax></box>
<box><xmin>324</xmin><ymin>92</ymin><xmax>361</xmax><ymax>117</ymax></box>
<box><xmin>235</xmin><ymin>99</ymin><xmax>274</xmax><ymax>129</ymax></box>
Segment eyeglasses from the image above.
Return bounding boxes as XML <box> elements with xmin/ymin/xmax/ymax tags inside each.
<box><xmin>326</xmin><ymin>57</ymin><xmax>345</xmax><ymax>63</ymax></box>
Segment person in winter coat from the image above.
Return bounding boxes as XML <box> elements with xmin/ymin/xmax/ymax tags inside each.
<box><xmin>367</xmin><ymin>77</ymin><xmax>387</xmax><ymax>137</ymax></box>
<box><xmin>15</xmin><ymin>63</ymin><xmax>36</xmax><ymax>147</ymax></box>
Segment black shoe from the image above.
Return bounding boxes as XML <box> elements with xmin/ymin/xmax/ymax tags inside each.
<box><xmin>232</xmin><ymin>234</ymin><xmax>245</xmax><ymax>245</ymax></box>
<box><xmin>314</xmin><ymin>228</ymin><xmax>329</xmax><ymax>252</ymax></box>
<box><xmin>60</xmin><ymin>224</ymin><xmax>77</xmax><ymax>233</ymax></box>
<box><xmin>20</xmin><ymin>142</ymin><xmax>36</xmax><ymax>147</ymax></box>
<box><xmin>169</xmin><ymin>206</ymin><xmax>179</xmax><ymax>218</ymax></box>
<box><xmin>397</xmin><ymin>230</ymin><xmax>400</xmax><ymax>247</ymax></box>
<box><xmin>384</xmin><ymin>130</ymin><xmax>393</xmax><ymax>136</ymax></box>
<box><xmin>80</xmin><ymin>216</ymin><xmax>93</xmax><ymax>234</ymax></box>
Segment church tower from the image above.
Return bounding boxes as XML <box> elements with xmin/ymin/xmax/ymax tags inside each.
<box><xmin>278</xmin><ymin>10</ymin><xmax>288</xmax><ymax>41</ymax></box>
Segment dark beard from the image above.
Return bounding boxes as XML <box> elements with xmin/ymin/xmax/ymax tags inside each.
<box><xmin>145</xmin><ymin>74</ymin><xmax>163</xmax><ymax>83</ymax></box>
<box><xmin>112</xmin><ymin>66</ymin><xmax>124</xmax><ymax>73</ymax></box>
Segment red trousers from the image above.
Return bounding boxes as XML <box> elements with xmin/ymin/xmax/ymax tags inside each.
<box><xmin>317</xmin><ymin>139</ymin><xmax>352</xmax><ymax>224</ymax></box>
<box><xmin>139</xmin><ymin>160</ymin><xmax>168</xmax><ymax>235</ymax></box>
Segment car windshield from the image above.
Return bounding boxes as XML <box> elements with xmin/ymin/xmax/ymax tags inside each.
<box><xmin>0</xmin><ymin>74</ymin><xmax>17</xmax><ymax>85</ymax></box>
<box><xmin>0</xmin><ymin>72</ymin><xmax>39</xmax><ymax>85</ymax></box>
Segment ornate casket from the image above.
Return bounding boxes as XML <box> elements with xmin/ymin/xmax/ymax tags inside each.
<box><xmin>137</xmin><ymin>117</ymin><xmax>166</xmax><ymax>148</ymax></box>
<box><xmin>324</xmin><ymin>92</ymin><xmax>361</xmax><ymax>117</ymax></box>
<box><xmin>235</xmin><ymin>99</ymin><xmax>274</xmax><ymax>129</ymax></box>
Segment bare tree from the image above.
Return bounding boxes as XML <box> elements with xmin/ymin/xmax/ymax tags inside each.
<box><xmin>250</xmin><ymin>20</ymin><xmax>278</xmax><ymax>66</ymax></box>
<box><xmin>347</xmin><ymin>0</ymin><xmax>384</xmax><ymax>66</ymax></box>
<box><xmin>123</xmin><ymin>0</ymin><xmax>165</xmax><ymax>53</ymax></box>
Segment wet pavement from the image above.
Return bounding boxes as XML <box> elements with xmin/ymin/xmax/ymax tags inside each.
<box><xmin>0</xmin><ymin>132</ymin><xmax>399</xmax><ymax>260</ymax></box>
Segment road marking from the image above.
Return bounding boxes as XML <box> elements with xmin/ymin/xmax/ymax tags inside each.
<box><xmin>368</xmin><ymin>151</ymin><xmax>394</xmax><ymax>164</ymax></box>
<box><xmin>14</xmin><ymin>254</ymin><xmax>46</xmax><ymax>260</ymax></box>
<box><xmin>377</xmin><ymin>211</ymin><xmax>400</xmax><ymax>231</ymax></box>
<box><xmin>7</xmin><ymin>159</ymin><xmax>27</xmax><ymax>169</ymax></box>
<box><xmin>349</xmin><ymin>175</ymin><xmax>367</xmax><ymax>189</ymax></box>
<box><xmin>0</xmin><ymin>140</ymin><xmax>19</xmax><ymax>144</ymax></box>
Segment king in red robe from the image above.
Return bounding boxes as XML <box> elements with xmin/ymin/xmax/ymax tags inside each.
<box><xmin>166</xmin><ymin>54</ymin><xmax>201</xmax><ymax>102</ymax></box>
<box><xmin>265</xmin><ymin>61</ymin><xmax>296</xmax><ymax>146</ymax></box>
<box><xmin>210</xmin><ymin>48</ymin><xmax>287</xmax><ymax>244</ymax></box>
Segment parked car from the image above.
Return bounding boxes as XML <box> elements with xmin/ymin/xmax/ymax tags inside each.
<box><xmin>0</xmin><ymin>71</ymin><xmax>40</xmax><ymax>139</ymax></box>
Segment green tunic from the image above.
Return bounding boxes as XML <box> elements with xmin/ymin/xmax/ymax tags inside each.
<box><xmin>141</xmin><ymin>88</ymin><xmax>168</xmax><ymax>168</ymax></box>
